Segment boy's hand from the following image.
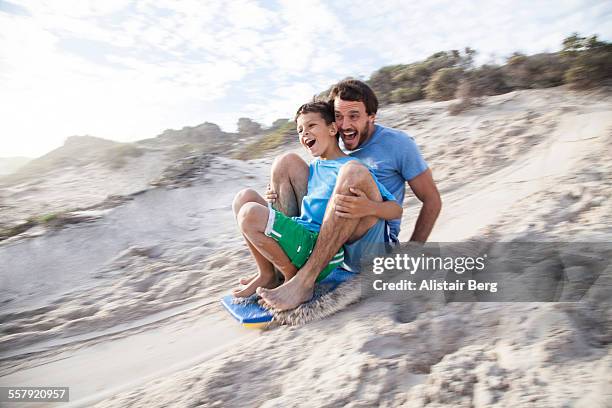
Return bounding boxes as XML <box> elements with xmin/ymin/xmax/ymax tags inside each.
<box><xmin>334</xmin><ymin>187</ymin><xmax>375</xmax><ymax>219</ymax></box>
<box><xmin>265</xmin><ymin>184</ymin><xmax>277</xmax><ymax>204</ymax></box>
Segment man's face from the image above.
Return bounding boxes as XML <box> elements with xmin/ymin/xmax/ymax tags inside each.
<box><xmin>333</xmin><ymin>97</ymin><xmax>375</xmax><ymax>150</ymax></box>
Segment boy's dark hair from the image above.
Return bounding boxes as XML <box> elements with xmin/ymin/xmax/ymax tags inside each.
<box><xmin>328</xmin><ymin>79</ymin><xmax>379</xmax><ymax>115</ymax></box>
<box><xmin>294</xmin><ymin>101</ymin><xmax>335</xmax><ymax>124</ymax></box>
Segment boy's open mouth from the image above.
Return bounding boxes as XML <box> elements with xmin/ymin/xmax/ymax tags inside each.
<box><xmin>305</xmin><ymin>138</ymin><xmax>316</xmax><ymax>148</ymax></box>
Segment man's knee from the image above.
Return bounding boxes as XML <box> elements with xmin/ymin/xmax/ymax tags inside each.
<box><xmin>338</xmin><ymin>161</ymin><xmax>369</xmax><ymax>183</ymax></box>
<box><xmin>338</xmin><ymin>162</ymin><xmax>378</xmax><ymax>192</ymax></box>
<box><xmin>271</xmin><ymin>152</ymin><xmax>306</xmax><ymax>178</ymax></box>
<box><xmin>233</xmin><ymin>188</ymin><xmax>260</xmax><ymax>215</ymax></box>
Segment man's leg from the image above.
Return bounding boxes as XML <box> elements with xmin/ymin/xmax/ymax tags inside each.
<box><xmin>233</xmin><ymin>200</ymin><xmax>297</xmax><ymax>297</ymax></box>
<box><xmin>258</xmin><ymin>161</ymin><xmax>382</xmax><ymax>310</ymax></box>
<box><xmin>270</xmin><ymin>152</ymin><xmax>308</xmax><ymax>217</ymax></box>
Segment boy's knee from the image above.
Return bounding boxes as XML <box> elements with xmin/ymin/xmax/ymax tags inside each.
<box><xmin>233</xmin><ymin>188</ymin><xmax>259</xmax><ymax>214</ymax></box>
<box><xmin>237</xmin><ymin>202</ymin><xmax>264</xmax><ymax>229</ymax></box>
<box><xmin>272</xmin><ymin>152</ymin><xmax>304</xmax><ymax>177</ymax></box>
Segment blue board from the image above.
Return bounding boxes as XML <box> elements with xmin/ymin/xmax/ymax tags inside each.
<box><xmin>221</xmin><ymin>267</ymin><xmax>355</xmax><ymax>328</ymax></box>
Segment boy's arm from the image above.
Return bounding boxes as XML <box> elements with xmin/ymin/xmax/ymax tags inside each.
<box><xmin>334</xmin><ymin>187</ymin><xmax>402</xmax><ymax>220</ymax></box>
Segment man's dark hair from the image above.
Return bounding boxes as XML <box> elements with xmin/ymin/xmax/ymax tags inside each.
<box><xmin>328</xmin><ymin>79</ymin><xmax>379</xmax><ymax>115</ymax></box>
<box><xmin>294</xmin><ymin>101</ymin><xmax>335</xmax><ymax>124</ymax></box>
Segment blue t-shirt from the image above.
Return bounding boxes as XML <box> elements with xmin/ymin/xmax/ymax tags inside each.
<box><xmin>344</xmin><ymin>124</ymin><xmax>428</xmax><ymax>241</ymax></box>
<box><xmin>294</xmin><ymin>156</ymin><xmax>395</xmax><ymax>233</ymax></box>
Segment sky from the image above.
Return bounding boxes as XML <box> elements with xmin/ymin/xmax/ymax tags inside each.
<box><xmin>1</xmin><ymin>0</ymin><xmax>611</xmax><ymax>158</ymax></box>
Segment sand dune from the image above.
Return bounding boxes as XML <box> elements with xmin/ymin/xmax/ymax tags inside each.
<box><xmin>0</xmin><ymin>87</ymin><xmax>610</xmax><ymax>407</ymax></box>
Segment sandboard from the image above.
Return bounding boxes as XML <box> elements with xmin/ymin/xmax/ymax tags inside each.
<box><xmin>221</xmin><ymin>267</ymin><xmax>355</xmax><ymax>329</ymax></box>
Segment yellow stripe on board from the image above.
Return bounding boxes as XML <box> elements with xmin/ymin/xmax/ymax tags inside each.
<box><xmin>242</xmin><ymin>322</ymin><xmax>269</xmax><ymax>329</ymax></box>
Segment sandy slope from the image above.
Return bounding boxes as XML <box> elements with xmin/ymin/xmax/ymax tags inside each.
<box><xmin>0</xmin><ymin>156</ymin><xmax>272</xmax><ymax>405</ymax></box>
<box><xmin>0</xmin><ymin>149</ymin><xmax>170</xmax><ymax>230</ymax></box>
<box><xmin>0</xmin><ymin>87</ymin><xmax>611</xmax><ymax>407</ymax></box>
<box><xmin>418</xmin><ymin>109</ymin><xmax>611</xmax><ymax>241</ymax></box>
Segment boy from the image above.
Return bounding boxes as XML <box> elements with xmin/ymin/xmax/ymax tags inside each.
<box><xmin>232</xmin><ymin>101</ymin><xmax>401</xmax><ymax>298</ymax></box>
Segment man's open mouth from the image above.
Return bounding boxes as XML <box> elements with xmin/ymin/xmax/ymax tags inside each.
<box><xmin>305</xmin><ymin>138</ymin><xmax>316</xmax><ymax>148</ymax></box>
<box><xmin>343</xmin><ymin>130</ymin><xmax>357</xmax><ymax>141</ymax></box>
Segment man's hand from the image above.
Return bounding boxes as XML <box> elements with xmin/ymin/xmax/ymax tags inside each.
<box><xmin>334</xmin><ymin>187</ymin><xmax>376</xmax><ymax>219</ymax></box>
<box><xmin>265</xmin><ymin>184</ymin><xmax>277</xmax><ymax>204</ymax></box>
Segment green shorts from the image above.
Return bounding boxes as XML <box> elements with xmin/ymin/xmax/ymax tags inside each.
<box><xmin>264</xmin><ymin>206</ymin><xmax>344</xmax><ymax>282</ymax></box>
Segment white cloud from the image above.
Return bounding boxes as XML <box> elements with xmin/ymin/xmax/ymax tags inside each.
<box><xmin>0</xmin><ymin>1</ymin><xmax>271</xmax><ymax>156</ymax></box>
<box><xmin>241</xmin><ymin>80</ymin><xmax>333</xmax><ymax>129</ymax></box>
<box><xmin>1</xmin><ymin>0</ymin><xmax>610</xmax><ymax>157</ymax></box>
<box><xmin>325</xmin><ymin>0</ymin><xmax>612</xmax><ymax>64</ymax></box>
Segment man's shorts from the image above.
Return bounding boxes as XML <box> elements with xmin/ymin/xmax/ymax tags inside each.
<box><xmin>343</xmin><ymin>218</ymin><xmax>389</xmax><ymax>273</ymax></box>
<box><xmin>264</xmin><ymin>206</ymin><xmax>344</xmax><ymax>282</ymax></box>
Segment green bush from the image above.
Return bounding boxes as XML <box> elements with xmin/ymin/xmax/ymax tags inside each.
<box><xmin>0</xmin><ymin>220</ymin><xmax>36</xmax><ymax>241</ymax></box>
<box><xmin>314</xmin><ymin>34</ymin><xmax>609</xmax><ymax>108</ymax></box>
<box><xmin>565</xmin><ymin>53</ymin><xmax>612</xmax><ymax>89</ymax></box>
<box><xmin>503</xmin><ymin>53</ymin><xmax>568</xmax><ymax>89</ymax></box>
<box><xmin>103</xmin><ymin>143</ymin><xmax>145</xmax><ymax>169</ymax></box>
<box><xmin>235</xmin><ymin>121</ymin><xmax>297</xmax><ymax>160</ymax></box>
<box><xmin>36</xmin><ymin>213</ymin><xmax>59</xmax><ymax>223</ymax></box>
<box><xmin>425</xmin><ymin>67</ymin><xmax>464</xmax><ymax>101</ymax></box>
<box><xmin>390</xmin><ymin>87</ymin><xmax>422</xmax><ymax>103</ymax></box>
<box><xmin>563</xmin><ymin>35</ymin><xmax>612</xmax><ymax>89</ymax></box>
<box><xmin>564</xmin><ymin>64</ymin><xmax>592</xmax><ymax>89</ymax></box>
<box><xmin>464</xmin><ymin>65</ymin><xmax>509</xmax><ymax>96</ymax></box>
<box><xmin>368</xmin><ymin>48</ymin><xmax>475</xmax><ymax>104</ymax></box>
<box><xmin>368</xmin><ymin>66</ymin><xmax>406</xmax><ymax>104</ymax></box>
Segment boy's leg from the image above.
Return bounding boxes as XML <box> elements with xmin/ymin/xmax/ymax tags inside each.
<box><xmin>270</xmin><ymin>152</ymin><xmax>308</xmax><ymax>217</ymax></box>
<box><xmin>232</xmin><ymin>188</ymin><xmax>273</xmax><ymax>286</ymax></box>
<box><xmin>233</xmin><ymin>151</ymin><xmax>308</xmax><ymax>285</ymax></box>
<box><xmin>233</xmin><ymin>202</ymin><xmax>297</xmax><ymax>297</ymax></box>
<box><xmin>258</xmin><ymin>161</ymin><xmax>382</xmax><ymax>310</ymax></box>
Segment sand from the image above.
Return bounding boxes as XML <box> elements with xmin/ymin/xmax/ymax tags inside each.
<box><xmin>0</xmin><ymin>86</ymin><xmax>610</xmax><ymax>407</ymax></box>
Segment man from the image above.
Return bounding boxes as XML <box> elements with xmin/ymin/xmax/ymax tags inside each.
<box><xmin>257</xmin><ymin>79</ymin><xmax>442</xmax><ymax>310</ymax></box>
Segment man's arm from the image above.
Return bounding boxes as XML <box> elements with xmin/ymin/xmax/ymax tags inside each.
<box><xmin>335</xmin><ymin>187</ymin><xmax>402</xmax><ymax>220</ymax></box>
<box><xmin>407</xmin><ymin>168</ymin><xmax>441</xmax><ymax>242</ymax></box>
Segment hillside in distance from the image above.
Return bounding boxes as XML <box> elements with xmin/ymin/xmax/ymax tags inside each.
<box><xmin>0</xmin><ymin>156</ymin><xmax>31</xmax><ymax>175</ymax></box>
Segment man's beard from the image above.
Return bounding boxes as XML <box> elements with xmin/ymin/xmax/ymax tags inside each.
<box><xmin>345</xmin><ymin>122</ymin><xmax>371</xmax><ymax>150</ymax></box>
<box><xmin>358</xmin><ymin>122</ymin><xmax>370</xmax><ymax>146</ymax></box>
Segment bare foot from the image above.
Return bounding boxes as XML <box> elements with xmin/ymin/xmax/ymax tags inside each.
<box><xmin>233</xmin><ymin>273</ymin><xmax>279</xmax><ymax>298</ymax></box>
<box><xmin>238</xmin><ymin>268</ymin><xmax>283</xmax><ymax>286</ymax></box>
<box><xmin>256</xmin><ymin>275</ymin><xmax>314</xmax><ymax>311</ymax></box>
<box><xmin>238</xmin><ymin>273</ymin><xmax>258</xmax><ymax>285</ymax></box>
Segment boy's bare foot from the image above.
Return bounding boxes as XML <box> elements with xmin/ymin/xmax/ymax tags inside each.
<box><xmin>233</xmin><ymin>273</ymin><xmax>279</xmax><ymax>298</ymax></box>
<box><xmin>238</xmin><ymin>268</ymin><xmax>284</xmax><ymax>286</ymax></box>
<box><xmin>238</xmin><ymin>273</ymin><xmax>258</xmax><ymax>285</ymax></box>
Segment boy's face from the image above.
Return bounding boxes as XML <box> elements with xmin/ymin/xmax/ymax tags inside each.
<box><xmin>296</xmin><ymin>112</ymin><xmax>338</xmax><ymax>157</ymax></box>
<box><xmin>333</xmin><ymin>97</ymin><xmax>376</xmax><ymax>150</ymax></box>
